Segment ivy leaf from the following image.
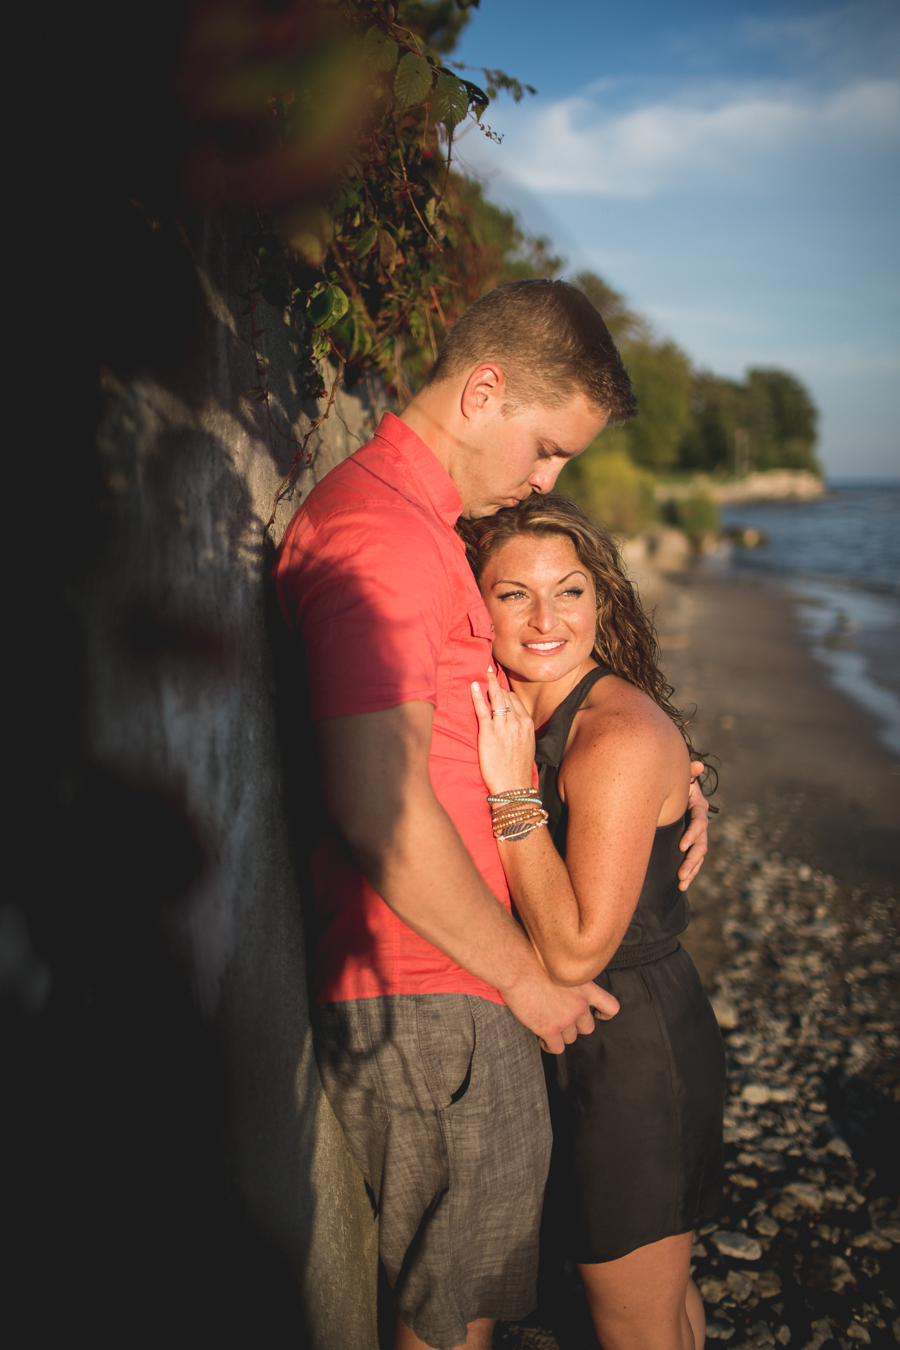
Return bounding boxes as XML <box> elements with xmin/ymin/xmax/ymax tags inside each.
<box><xmin>394</xmin><ymin>53</ymin><xmax>432</xmax><ymax>111</ymax></box>
<box><xmin>308</xmin><ymin>284</ymin><xmax>349</xmax><ymax>330</ymax></box>
<box><xmin>352</xmin><ymin>223</ymin><xmax>379</xmax><ymax>258</ymax></box>
<box><xmin>332</xmin><ymin>310</ymin><xmax>373</xmax><ymax>361</ymax></box>
<box><xmin>311</xmin><ymin>331</ymin><xmax>332</xmax><ymax>363</ymax></box>
<box><xmin>460</xmin><ymin>77</ymin><xmax>489</xmax><ymax>121</ymax></box>
<box><xmin>378</xmin><ymin>229</ymin><xmax>398</xmax><ymax>272</ymax></box>
<box><xmin>363</xmin><ymin>25</ymin><xmax>400</xmax><ymax>74</ymax></box>
<box><xmin>431</xmin><ymin>72</ymin><xmax>469</xmax><ymax>129</ymax></box>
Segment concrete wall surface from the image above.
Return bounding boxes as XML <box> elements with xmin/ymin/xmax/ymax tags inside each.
<box><xmin>85</xmin><ymin>222</ymin><xmax>380</xmax><ymax>1347</ymax></box>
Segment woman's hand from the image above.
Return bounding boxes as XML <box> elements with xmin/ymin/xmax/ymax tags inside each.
<box><xmin>471</xmin><ymin>670</ymin><xmax>537</xmax><ymax>796</ymax></box>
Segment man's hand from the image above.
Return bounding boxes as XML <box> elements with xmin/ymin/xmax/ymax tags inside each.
<box><xmin>502</xmin><ymin>975</ymin><xmax>619</xmax><ymax>1055</ymax></box>
<box><xmin>316</xmin><ymin>703</ymin><xmax>618</xmax><ymax>1026</ymax></box>
<box><xmin>678</xmin><ymin>760</ymin><xmax>710</xmax><ymax>890</ymax></box>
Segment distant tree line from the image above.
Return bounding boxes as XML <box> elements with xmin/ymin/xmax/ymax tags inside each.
<box><xmin>571</xmin><ymin>274</ymin><xmax>821</xmax><ymax>478</ymax></box>
<box><xmin>433</xmin><ymin>200</ymin><xmax>821</xmax><ymax>535</ymax></box>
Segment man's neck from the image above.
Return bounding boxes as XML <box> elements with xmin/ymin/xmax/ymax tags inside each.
<box><xmin>399</xmin><ymin>388</ymin><xmax>460</xmax><ymax>479</ymax></box>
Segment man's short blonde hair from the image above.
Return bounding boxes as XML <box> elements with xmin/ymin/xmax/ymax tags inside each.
<box><xmin>426</xmin><ymin>279</ymin><xmax>637</xmax><ymax>423</ymax></box>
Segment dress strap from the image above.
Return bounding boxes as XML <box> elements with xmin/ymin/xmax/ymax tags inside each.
<box><xmin>535</xmin><ymin>665</ymin><xmax>612</xmax><ymax>770</ymax></box>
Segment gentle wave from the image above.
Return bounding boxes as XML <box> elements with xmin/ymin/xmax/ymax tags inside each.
<box><xmin>720</xmin><ymin>483</ymin><xmax>900</xmax><ymax>757</ymax></box>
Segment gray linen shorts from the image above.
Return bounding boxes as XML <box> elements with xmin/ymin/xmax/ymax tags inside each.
<box><xmin>315</xmin><ymin>994</ymin><xmax>551</xmax><ymax>1350</ymax></box>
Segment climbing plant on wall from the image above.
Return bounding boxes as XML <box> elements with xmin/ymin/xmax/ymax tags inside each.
<box><xmin>180</xmin><ymin>0</ymin><xmax>535</xmax><ymax>527</ymax></box>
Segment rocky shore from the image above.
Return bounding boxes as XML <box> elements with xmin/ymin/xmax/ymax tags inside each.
<box><xmin>495</xmin><ymin>566</ymin><xmax>899</xmax><ymax>1350</ymax></box>
<box><xmin>685</xmin><ymin>805</ymin><xmax>899</xmax><ymax>1350</ymax></box>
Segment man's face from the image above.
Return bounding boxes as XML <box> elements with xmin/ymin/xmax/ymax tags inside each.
<box><xmin>457</xmin><ymin>390</ymin><xmax>609</xmax><ymax>519</ymax></box>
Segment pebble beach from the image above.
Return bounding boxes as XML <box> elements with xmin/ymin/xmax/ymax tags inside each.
<box><xmin>496</xmin><ymin>562</ymin><xmax>900</xmax><ymax>1350</ymax></box>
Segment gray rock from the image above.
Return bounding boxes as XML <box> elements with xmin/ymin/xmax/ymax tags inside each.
<box><xmin>756</xmin><ymin>1270</ymin><xmax>783</xmax><ymax>1299</ymax></box>
<box><xmin>802</xmin><ymin>1319</ymin><xmax>835</xmax><ymax>1350</ymax></box>
<box><xmin>712</xmin><ymin>995</ymin><xmax>740</xmax><ymax>1029</ymax></box>
<box><xmin>849</xmin><ymin>1230</ymin><xmax>892</xmax><ymax>1251</ymax></box>
<box><xmin>784</xmin><ymin>1182</ymin><xmax>825</xmax><ymax>1211</ymax></box>
<box><xmin>712</xmin><ymin>1231</ymin><xmax>763</xmax><ymax>1260</ymax></box>
<box><xmin>699</xmin><ymin>1277</ymin><xmax>729</xmax><ymax>1304</ymax></box>
<box><xmin>826</xmin><ymin>1257</ymin><xmax>854</xmax><ymax>1294</ymax></box>
<box><xmin>726</xmin><ymin>1269</ymin><xmax>755</xmax><ymax>1302</ymax></box>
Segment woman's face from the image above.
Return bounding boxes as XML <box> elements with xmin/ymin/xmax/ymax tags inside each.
<box><xmin>480</xmin><ymin>533</ymin><xmax>597</xmax><ymax>684</ymax></box>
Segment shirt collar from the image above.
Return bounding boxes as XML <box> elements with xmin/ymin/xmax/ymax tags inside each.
<box><xmin>372</xmin><ymin>412</ymin><xmax>462</xmax><ymax>529</ymax></box>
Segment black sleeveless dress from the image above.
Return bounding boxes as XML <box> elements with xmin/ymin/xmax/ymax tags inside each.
<box><xmin>536</xmin><ymin>666</ymin><xmax>725</xmax><ymax>1264</ymax></box>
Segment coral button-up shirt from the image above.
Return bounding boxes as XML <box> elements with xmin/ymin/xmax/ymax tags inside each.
<box><xmin>274</xmin><ymin>413</ymin><xmax>509</xmax><ymax>1005</ymax></box>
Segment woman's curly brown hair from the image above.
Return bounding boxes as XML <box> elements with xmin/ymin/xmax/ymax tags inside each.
<box><xmin>459</xmin><ymin>494</ymin><xmax>714</xmax><ymax>785</ymax></box>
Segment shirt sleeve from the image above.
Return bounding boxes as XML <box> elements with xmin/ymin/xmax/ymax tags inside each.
<box><xmin>282</xmin><ymin>503</ymin><xmax>451</xmax><ymax>720</ymax></box>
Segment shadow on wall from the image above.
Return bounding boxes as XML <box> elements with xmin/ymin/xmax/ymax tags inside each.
<box><xmin>5</xmin><ymin>162</ymin><xmax>378</xmax><ymax>1350</ymax></box>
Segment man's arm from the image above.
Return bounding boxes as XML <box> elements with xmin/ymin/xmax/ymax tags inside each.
<box><xmin>315</xmin><ymin>701</ymin><xmax>619</xmax><ymax>1052</ymax></box>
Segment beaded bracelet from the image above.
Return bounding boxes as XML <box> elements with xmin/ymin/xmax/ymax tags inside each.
<box><xmin>489</xmin><ymin>801</ymin><xmax>543</xmax><ymax>822</ymax></box>
<box><xmin>493</xmin><ymin>810</ymin><xmax>549</xmax><ymax>842</ymax></box>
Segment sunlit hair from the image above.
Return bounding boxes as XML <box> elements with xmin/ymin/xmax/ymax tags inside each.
<box><xmin>460</xmin><ymin>494</ymin><xmax>705</xmax><ymax>764</ymax></box>
<box><xmin>426</xmin><ymin>279</ymin><xmax>637</xmax><ymax>423</ymax></box>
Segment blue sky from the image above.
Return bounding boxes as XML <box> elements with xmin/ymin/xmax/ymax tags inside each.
<box><xmin>453</xmin><ymin>0</ymin><xmax>900</xmax><ymax>477</ymax></box>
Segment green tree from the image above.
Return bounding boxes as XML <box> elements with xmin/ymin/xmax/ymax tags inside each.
<box><xmin>679</xmin><ymin>371</ymin><xmax>746</xmax><ymax>473</ymax></box>
<box><xmin>618</xmin><ymin>338</ymin><xmax>693</xmax><ymax>469</ymax></box>
<box><xmin>743</xmin><ymin>367</ymin><xmax>820</xmax><ymax>473</ymax></box>
<box><xmin>556</xmin><ymin>443</ymin><xmax>658</xmax><ymax>537</ymax></box>
<box><xmin>573</xmin><ymin>271</ymin><xmax>648</xmax><ymax>346</ymax></box>
<box><xmin>676</xmin><ymin>366</ymin><xmax>821</xmax><ymax>475</ymax></box>
<box><xmin>398</xmin><ymin>0</ymin><xmax>477</xmax><ymax>53</ymax></box>
<box><xmin>444</xmin><ymin>175</ymin><xmax>562</xmax><ymax>289</ymax></box>
<box><xmin>572</xmin><ymin>272</ymin><xmax>692</xmax><ymax>471</ymax></box>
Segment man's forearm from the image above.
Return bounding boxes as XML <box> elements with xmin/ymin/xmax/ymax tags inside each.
<box><xmin>352</xmin><ymin>790</ymin><xmax>546</xmax><ymax>997</ymax></box>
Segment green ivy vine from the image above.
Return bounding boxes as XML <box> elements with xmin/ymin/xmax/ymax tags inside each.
<box><xmin>232</xmin><ymin>0</ymin><xmax>532</xmax><ymax>536</ymax></box>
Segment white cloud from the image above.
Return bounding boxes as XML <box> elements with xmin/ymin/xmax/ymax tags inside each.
<box><xmin>741</xmin><ymin>0</ymin><xmax>900</xmax><ymax>82</ymax></box>
<box><xmin>460</xmin><ymin>79</ymin><xmax>900</xmax><ymax>199</ymax></box>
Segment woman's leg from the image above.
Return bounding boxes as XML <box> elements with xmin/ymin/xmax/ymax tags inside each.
<box><xmin>578</xmin><ymin>1231</ymin><xmax>703</xmax><ymax>1350</ymax></box>
<box><xmin>684</xmin><ymin>1274</ymin><xmax>706</xmax><ymax>1350</ymax></box>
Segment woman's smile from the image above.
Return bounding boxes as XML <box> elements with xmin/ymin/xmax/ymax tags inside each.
<box><xmin>522</xmin><ymin>639</ymin><xmax>567</xmax><ymax>654</ymax></box>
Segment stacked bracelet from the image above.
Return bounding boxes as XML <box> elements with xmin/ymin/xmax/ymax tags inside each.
<box><xmin>486</xmin><ymin>789</ymin><xmax>542</xmax><ymax>803</ymax></box>
<box><xmin>488</xmin><ymin>788</ymin><xmax>549</xmax><ymax>842</ymax></box>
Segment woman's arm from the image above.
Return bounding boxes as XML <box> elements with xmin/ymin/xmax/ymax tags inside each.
<box><xmin>472</xmin><ymin>673</ymin><xmax>689</xmax><ymax>986</ymax></box>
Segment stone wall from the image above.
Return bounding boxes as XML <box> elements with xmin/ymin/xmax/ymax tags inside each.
<box><xmin>84</xmin><ymin>223</ymin><xmax>380</xmax><ymax>1347</ymax></box>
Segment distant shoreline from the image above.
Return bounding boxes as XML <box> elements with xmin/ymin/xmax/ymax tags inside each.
<box><xmin>657</xmin><ymin>469</ymin><xmax>825</xmax><ymax>506</ymax></box>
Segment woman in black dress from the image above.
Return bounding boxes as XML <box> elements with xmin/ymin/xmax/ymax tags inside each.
<box><xmin>467</xmin><ymin>495</ymin><xmax>725</xmax><ymax>1350</ymax></box>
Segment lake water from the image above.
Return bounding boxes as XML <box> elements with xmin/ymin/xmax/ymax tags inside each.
<box><xmin>719</xmin><ymin>481</ymin><xmax>900</xmax><ymax>757</ymax></box>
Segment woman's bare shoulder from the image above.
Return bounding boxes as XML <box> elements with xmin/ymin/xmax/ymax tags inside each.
<box><xmin>567</xmin><ymin>673</ymin><xmax>686</xmax><ymax>762</ymax></box>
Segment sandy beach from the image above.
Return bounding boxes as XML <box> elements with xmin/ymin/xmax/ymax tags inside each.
<box><xmin>657</xmin><ymin>568</ymin><xmax>900</xmax><ymax>985</ymax></box>
<box><xmin>499</xmin><ymin>566</ymin><xmax>900</xmax><ymax>1350</ymax></box>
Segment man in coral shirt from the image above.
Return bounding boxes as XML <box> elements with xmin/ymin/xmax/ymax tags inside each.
<box><xmin>275</xmin><ymin>281</ymin><xmax>708</xmax><ymax>1350</ymax></box>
